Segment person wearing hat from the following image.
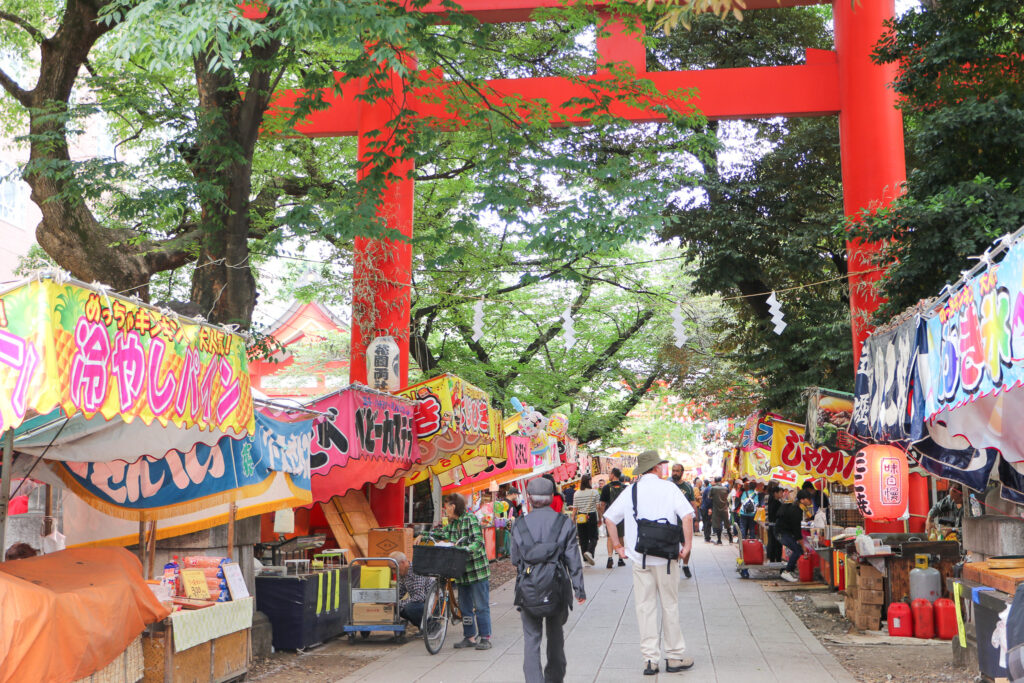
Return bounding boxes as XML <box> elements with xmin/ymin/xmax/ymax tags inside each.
<box><xmin>603</xmin><ymin>450</ymin><xmax>695</xmax><ymax>676</ymax></box>
<box><xmin>511</xmin><ymin>476</ymin><xmax>586</xmax><ymax>683</ymax></box>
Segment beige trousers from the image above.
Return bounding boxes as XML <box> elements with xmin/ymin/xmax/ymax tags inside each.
<box><xmin>632</xmin><ymin>561</ymin><xmax>687</xmax><ymax>664</ymax></box>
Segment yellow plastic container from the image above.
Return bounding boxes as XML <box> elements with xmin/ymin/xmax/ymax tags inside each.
<box><xmin>360</xmin><ymin>566</ymin><xmax>391</xmax><ymax>589</ymax></box>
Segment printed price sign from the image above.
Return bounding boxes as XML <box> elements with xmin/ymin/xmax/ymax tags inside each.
<box><xmin>180</xmin><ymin>568</ymin><xmax>211</xmax><ymax>600</ymax></box>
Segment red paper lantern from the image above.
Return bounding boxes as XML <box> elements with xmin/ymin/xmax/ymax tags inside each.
<box><xmin>854</xmin><ymin>445</ymin><xmax>910</xmax><ymax>520</ymax></box>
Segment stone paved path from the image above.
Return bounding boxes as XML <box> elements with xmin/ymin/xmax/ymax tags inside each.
<box><xmin>337</xmin><ymin>535</ymin><xmax>857</xmax><ymax>682</ymax></box>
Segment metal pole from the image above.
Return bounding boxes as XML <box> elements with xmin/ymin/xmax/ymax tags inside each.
<box><xmin>0</xmin><ymin>429</ymin><xmax>12</xmax><ymax>561</ymax></box>
<box><xmin>43</xmin><ymin>484</ymin><xmax>53</xmax><ymax>537</ymax></box>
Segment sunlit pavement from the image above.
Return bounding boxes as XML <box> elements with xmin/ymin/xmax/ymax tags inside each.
<box><xmin>335</xmin><ymin>534</ymin><xmax>856</xmax><ymax>682</ymax></box>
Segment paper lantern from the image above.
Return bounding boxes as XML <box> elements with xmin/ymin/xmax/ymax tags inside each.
<box><xmin>547</xmin><ymin>412</ymin><xmax>569</xmax><ymax>440</ymax></box>
<box><xmin>854</xmin><ymin>445</ymin><xmax>910</xmax><ymax>520</ymax></box>
<box><xmin>366</xmin><ymin>336</ymin><xmax>401</xmax><ymax>392</ymax></box>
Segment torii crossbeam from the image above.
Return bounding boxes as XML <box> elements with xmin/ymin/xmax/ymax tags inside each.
<box><xmin>273</xmin><ymin>0</ymin><xmax>905</xmax><ymax>524</ymax></box>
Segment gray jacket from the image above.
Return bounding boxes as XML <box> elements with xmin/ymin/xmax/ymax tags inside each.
<box><xmin>510</xmin><ymin>507</ymin><xmax>586</xmax><ymax>601</ymax></box>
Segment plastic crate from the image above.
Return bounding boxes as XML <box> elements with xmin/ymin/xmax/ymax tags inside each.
<box><xmin>412</xmin><ymin>545</ymin><xmax>469</xmax><ymax>579</ymax></box>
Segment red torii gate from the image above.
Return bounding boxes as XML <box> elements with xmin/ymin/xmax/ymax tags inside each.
<box><xmin>275</xmin><ymin>0</ymin><xmax>905</xmax><ymax>524</ymax></box>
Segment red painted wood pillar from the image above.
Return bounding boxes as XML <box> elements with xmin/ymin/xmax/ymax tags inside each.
<box><xmin>834</xmin><ymin>0</ymin><xmax>906</xmax><ymax>366</ymax></box>
<box><xmin>351</xmin><ymin>57</ymin><xmax>414</xmax><ymax>528</ymax></box>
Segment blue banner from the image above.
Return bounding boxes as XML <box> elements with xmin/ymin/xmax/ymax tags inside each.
<box><xmin>57</xmin><ymin>412</ymin><xmax>312</xmax><ymax>515</ymax></box>
<box><xmin>921</xmin><ymin>239</ymin><xmax>1024</xmax><ymax>420</ymax></box>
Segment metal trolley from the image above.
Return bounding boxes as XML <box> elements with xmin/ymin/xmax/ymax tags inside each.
<box><xmin>344</xmin><ymin>557</ymin><xmax>407</xmax><ymax>643</ymax></box>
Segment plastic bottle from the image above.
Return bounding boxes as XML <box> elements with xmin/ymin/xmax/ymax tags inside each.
<box><xmin>970</xmin><ymin>493</ymin><xmax>982</xmax><ymax>517</ymax></box>
<box><xmin>934</xmin><ymin>598</ymin><xmax>958</xmax><ymax>640</ymax></box>
<box><xmin>887</xmin><ymin>602</ymin><xmax>913</xmax><ymax>637</ymax></box>
<box><xmin>162</xmin><ymin>555</ymin><xmax>181</xmax><ymax>596</ymax></box>
<box><xmin>911</xmin><ymin>599</ymin><xmax>935</xmax><ymax>639</ymax></box>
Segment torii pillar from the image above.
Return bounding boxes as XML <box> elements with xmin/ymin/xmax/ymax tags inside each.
<box><xmin>350</xmin><ymin>65</ymin><xmax>414</xmax><ymax>528</ymax></box>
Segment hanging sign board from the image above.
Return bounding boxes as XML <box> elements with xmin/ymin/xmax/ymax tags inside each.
<box><xmin>770</xmin><ymin>418</ymin><xmax>856</xmax><ymax>486</ymax></box>
<box><xmin>0</xmin><ymin>278</ymin><xmax>254</xmax><ymax>436</ymax></box>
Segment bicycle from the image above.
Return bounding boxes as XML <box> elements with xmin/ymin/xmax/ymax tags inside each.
<box><xmin>412</xmin><ymin>538</ymin><xmax>470</xmax><ymax>655</ymax></box>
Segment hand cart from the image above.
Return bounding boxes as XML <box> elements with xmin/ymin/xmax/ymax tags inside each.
<box><xmin>344</xmin><ymin>557</ymin><xmax>407</xmax><ymax>643</ymax></box>
<box><xmin>735</xmin><ymin>538</ymin><xmax>787</xmax><ymax>579</ymax></box>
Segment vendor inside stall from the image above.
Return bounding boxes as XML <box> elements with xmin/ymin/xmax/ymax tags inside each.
<box><xmin>926</xmin><ymin>487</ymin><xmax>963</xmax><ymax>539</ymax></box>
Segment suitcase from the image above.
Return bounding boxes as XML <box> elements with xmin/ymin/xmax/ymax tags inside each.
<box><xmin>742</xmin><ymin>539</ymin><xmax>765</xmax><ymax>565</ymax></box>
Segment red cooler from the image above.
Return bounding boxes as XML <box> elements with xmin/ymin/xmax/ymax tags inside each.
<box><xmin>742</xmin><ymin>539</ymin><xmax>764</xmax><ymax>565</ymax></box>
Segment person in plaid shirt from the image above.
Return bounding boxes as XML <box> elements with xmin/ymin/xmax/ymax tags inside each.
<box><xmin>420</xmin><ymin>493</ymin><xmax>493</xmax><ymax>650</ymax></box>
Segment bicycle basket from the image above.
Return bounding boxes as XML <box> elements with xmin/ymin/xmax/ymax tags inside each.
<box><xmin>413</xmin><ymin>545</ymin><xmax>469</xmax><ymax>579</ymax></box>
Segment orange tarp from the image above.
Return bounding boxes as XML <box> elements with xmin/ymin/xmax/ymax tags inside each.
<box><xmin>0</xmin><ymin>547</ymin><xmax>170</xmax><ymax>683</ymax></box>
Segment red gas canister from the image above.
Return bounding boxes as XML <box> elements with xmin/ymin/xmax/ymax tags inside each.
<box><xmin>911</xmin><ymin>599</ymin><xmax>935</xmax><ymax>639</ymax></box>
<box><xmin>798</xmin><ymin>554</ymin><xmax>814</xmax><ymax>582</ymax></box>
<box><xmin>888</xmin><ymin>602</ymin><xmax>914</xmax><ymax>637</ymax></box>
<box><xmin>742</xmin><ymin>539</ymin><xmax>764</xmax><ymax>566</ymax></box>
<box><xmin>934</xmin><ymin>598</ymin><xmax>958</xmax><ymax>640</ymax></box>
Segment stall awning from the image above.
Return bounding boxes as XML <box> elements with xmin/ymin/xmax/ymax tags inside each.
<box><xmin>307</xmin><ymin>386</ymin><xmax>418</xmax><ymax>502</ymax></box>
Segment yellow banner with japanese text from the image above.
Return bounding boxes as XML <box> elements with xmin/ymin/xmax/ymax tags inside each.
<box><xmin>0</xmin><ymin>279</ymin><xmax>253</xmax><ymax>436</ymax></box>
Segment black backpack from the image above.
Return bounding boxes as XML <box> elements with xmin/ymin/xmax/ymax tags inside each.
<box><xmin>513</xmin><ymin>514</ymin><xmax>571</xmax><ymax>618</ymax></box>
<box><xmin>741</xmin><ymin>493</ymin><xmax>756</xmax><ymax>516</ymax></box>
<box><xmin>607</xmin><ymin>480</ymin><xmax>626</xmax><ymax>505</ymax></box>
<box><xmin>632</xmin><ymin>484</ymin><xmax>682</xmax><ymax>574</ymax></box>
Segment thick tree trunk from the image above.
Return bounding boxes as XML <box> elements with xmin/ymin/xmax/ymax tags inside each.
<box><xmin>3</xmin><ymin>0</ymin><xmax>194</xmax><ymax>299</ymax></box>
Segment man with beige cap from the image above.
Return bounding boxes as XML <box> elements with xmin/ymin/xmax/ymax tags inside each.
<box><xmin>604</xmin><ymin>449</ymin><xmax>695</xmax><ymax>676</ymax></box>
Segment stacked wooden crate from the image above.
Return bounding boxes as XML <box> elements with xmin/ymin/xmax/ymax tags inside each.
<box><xmin>844</xmin><ymin>562</ymin><xmax>885</xmax><ymax>630</ymax></box>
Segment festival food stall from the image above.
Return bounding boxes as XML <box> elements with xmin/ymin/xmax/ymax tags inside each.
<box><xmin>254</xmin><ymin>384</ymin><xmax>417</xmax><ymax>651</ymax></box>
<box><xmin>0</xmin><ymin>275</ymin><xmax>311</xmax><ymax>683</ymax></box>
<box><xmin>840</xmin><ymin>230</ymin><xmax>1024</xmax><ymax>674</ymax></box>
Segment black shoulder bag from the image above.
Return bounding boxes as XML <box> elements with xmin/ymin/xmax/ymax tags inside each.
<box><xmin>632</xmin><ymin>483</ymin><xmax>682</xmax><ymax>574</ymax></box>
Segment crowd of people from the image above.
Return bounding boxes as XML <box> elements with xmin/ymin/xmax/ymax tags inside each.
<box><xmin>397</xmin><ymin>460</ymin><xmax>840</xmax><ymax>680</ymax></box>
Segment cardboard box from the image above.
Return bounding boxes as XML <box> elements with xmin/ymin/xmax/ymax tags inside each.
<box><xmin>360</xmin><ymin>566</ymin><xmax>392</xmax><ymax>589</ymax></box>
<box><xmin>858</xmin><ymin>564</ymin><xmax>883</xmax><ymax>580</ymax></box>
<box><xmin>859</xmin><ymin>588</ymin><xmax>885</xmax><ymax>605</ymax></box>
<box><xmin>366</xmin><ymin>527</ymin><xmax>414</xmax><ymax>567</ymax></box>
<box><xmin>352</xmin><ymin>603</ymin><xmax>393</xmax><ymax>624</ymax></box>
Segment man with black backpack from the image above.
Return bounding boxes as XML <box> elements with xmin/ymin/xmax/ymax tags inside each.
<box><xmin>598</xmin><ymin>468</ymin><xmax>627</xmax><ymax>569</ymax></box>
<box><xmin>604</xmin><ymin>450</ymin><xmax>695</xmax><ymax>676</ymax></box>
<box><xmin>511</xmin><ymin>477</ymin><xmax>586</xmax><ymax>683</ymax></box>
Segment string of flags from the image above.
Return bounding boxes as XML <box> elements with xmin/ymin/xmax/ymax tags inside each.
<box><xmin>472</xmin><ymin>300</ymin><xmax>484</xmax><ymax>341</ymax></box>
<box><xmin>562</xmin><ymin>306</ymin><xmax>576</xmax><ymax>349</ymax></box>
<box><xmin>671</xmin><ymin>304</ymin><xmax>688</xmax><ymax>347</ymax></box>
<box><xmin>465</xmin><ymin>290</ymin><xmax>789</xmax><ymax>348</ymax></box>
<box><xmin>766</xmin><ymin>291</ymin><xmax>786</xmax><ymax>335</ymax></box>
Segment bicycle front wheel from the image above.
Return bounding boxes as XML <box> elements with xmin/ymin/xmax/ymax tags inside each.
<box><xmin>422</xmin><ymin>581</ymin><xmax>448</xmax><ymax>655</ymax></box>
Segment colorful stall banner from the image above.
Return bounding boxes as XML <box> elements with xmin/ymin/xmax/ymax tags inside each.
<box><xmin>852</xmin><ymin>317</ymin><xmax>924</xmax><ymax>442</ymax></box>
<box><xmin>912</xmin><ymin>422</ymin><xmax>997</xmax><ymax>493</ymax></box>
<box><xmin>309</xmin><ymin>387</ymin><xmax>417</xmax><ymax>500</ymax></box>
<box><xmin>805</xmin><ymin>387</ymin><xmax>856</xmax><ymax>451</ymax></box>
<box><xmin>739</xmin><ymin>412</ymin><xmax>774</xmax><ymax>454</ymax></box>
<box><xmin>920</xmin><ymin>241</ymin><xmax>1024</xmax><ymax>421</ymax></box>
<box><xmin>400</xmin><ymin>374</ymin><xmax>494</xmax><ymax>482</ymax></box>
<box><xmin>767</xmin><ymin>466</ymin><xmax>810</xmax><ymax>489</ymax></box>
<box><xmin>53</xmin><ymin>412</ymin><xmax>311</xmax><ymax>520</ymax></box>
<box><xmin>0</xmin><ymin>278</ymin><xmax>254</xmax><ymax>436</ymax></box>
<box><xmin>771</xmin><ymin>418</ymin><xmax>856</xmax><ymax>486</ymax></box>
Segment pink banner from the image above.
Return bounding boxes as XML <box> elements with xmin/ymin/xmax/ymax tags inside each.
<box><xmin>309</xmin><ymin>388</ymin><xmax>418</xmax><ymax>501</ymax></box>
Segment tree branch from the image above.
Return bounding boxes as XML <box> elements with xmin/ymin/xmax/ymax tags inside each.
<box><xmin>576</xmin><ymin>364</ymin><xmax>665</xmax><ymax>445</ymax></box>
<box><xmin>0</xmin><ymin>10</ymin><xmax>45</xmax><ymax>44</ymax></box>
<box><xmin>498</xmin><ymin>281</ymin><xmax>593</xmax><ymax>389</ymax></box>
<box><xmin>0</xmin><ymin>65</ymin><xmax>29</xmax><ymax>105</ymax></box>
